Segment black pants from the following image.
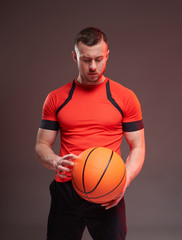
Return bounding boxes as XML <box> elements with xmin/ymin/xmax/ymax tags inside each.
<box><xmin>47</xmin><ymin>180</ymin><xmax>127</xmax><ymax>240</ymax></box>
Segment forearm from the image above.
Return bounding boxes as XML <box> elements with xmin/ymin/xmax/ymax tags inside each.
<box><xmin>125</xmin><ymin>146</ymin><xmax>145</xmax><ymax>188</ymax></box>
<box><xmin>35</xmin><ymin>143</ymin><xmax>59</xmax><ymax>170</ymax></box>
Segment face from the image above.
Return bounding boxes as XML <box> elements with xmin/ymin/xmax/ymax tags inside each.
<box><xmin>72</xmin><ymin>39</ymin><xmax>109</xmax><ymax>85</ymax></box>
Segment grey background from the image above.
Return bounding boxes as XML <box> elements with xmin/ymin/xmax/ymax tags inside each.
<box><xmin>1</xmin><ymin>0</ymin><xmax>182</xmax><ymax>239</ymax></box>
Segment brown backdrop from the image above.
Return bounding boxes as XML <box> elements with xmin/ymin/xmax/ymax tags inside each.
<box><xmin>1</xmin><ymin>0</ymin><xmax>182</xmax><ymax>239</ymax></box>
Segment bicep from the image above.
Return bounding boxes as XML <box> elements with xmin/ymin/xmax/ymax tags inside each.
<box><xmin>124</xmin><ymin>128</ymin><xmax>145</xmax><ymax>150</ymax></box>
<box><xmin>36</xmin><ymin>128</ymin><xmax>58</xmax><ymax>148</ymax></box>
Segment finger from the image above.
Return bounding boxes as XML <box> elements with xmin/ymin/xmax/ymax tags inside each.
<box><xmin>57</xmin><ymin>172</ymin><xmax>67</xmax><ymax>178</ymax></box>
<box><xmin>63</xmin><ymin>159</ymin><xmax>75</xmax><ymax>167</ymax></box>
<box><xmin>101</xmin><ymin>197</ymin><xmax>121</xmax><ymax>209</ymax></box>
<box><xmin>103</xmin><ymin>201</ymin><xmax>118</xmax><ymax>210</ymax></box>
<box><xmin>57</xmin><ymin>159</ymin><xmax>74</xmax><ymax>167</ymax></box>
<box><xmin>105</xmin><ymin>203</ymin><xmax>117</xmax><ymax>210</ymax></box>
<box><xmin>62</xmin><ymin>154</ymin><xmax>78</xmax><ymax>160</ymax></box>
<box><xmin>101</xmin><ymin>202</ymin><xmax>110</xmax><ymax>207</ymax></box>
<box><xmin>57</xmin><ymin>164</ymin><xmax>72</xmax><ymax>172</ymax></box>
<box><xmin>56</xmin><ymin>161</ymin><xmax>74</xmax><ymax>174</ymax></box>
<box><xmin>101</xmin><ymin>199</ymin><xmax>115</xmax><ymax>206</ymax></box>
<box><xmin>101</xmin><ymin>203</ymin><xmax>112</xmax><ymax>209</ymax></box>
<box><xmin>56</xmin><ymin>160</ymin><xmax>70</xmax><ymax>172</ymax></box>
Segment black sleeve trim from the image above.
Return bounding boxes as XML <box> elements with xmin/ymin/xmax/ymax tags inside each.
<box><xmin>106</xmin><ymin>80</ymin><xmax>124</xmax><ymax>116</ymax></box>
<box><xmin>40</xmin><ymin>119</ymin><xmax>60</xmax><ymax>131</ymax></box>
<box><xmin>56</xmin><ymin>81</ymin><xmax>75</xmax><ymax>115</ymax></box>
<box><xmin>123</xmin><ymin>119</ymin><xmax>144</xmax><ymax>132</ymax></box>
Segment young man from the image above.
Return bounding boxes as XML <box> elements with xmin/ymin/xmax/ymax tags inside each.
<box><xmin>35</xmin><ymin>27</ymin><xmax>145</xmax><ymax>240</ymax></box>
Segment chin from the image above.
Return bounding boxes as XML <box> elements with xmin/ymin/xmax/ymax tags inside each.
<box><xmin>86</xmin><ymin>75</ymin><xmax>100</xmax><ymax>82</ymax></box>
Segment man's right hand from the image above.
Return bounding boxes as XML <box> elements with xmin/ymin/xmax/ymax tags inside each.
<box><xmin>56</xmin><ymin>154</ymin><xmax>77</xmax><ymax>178</ymax></box>
<box><xmin>35</xmin><ymin>128</ymin><xmax>78</xmax><ymax>173</ymax></box>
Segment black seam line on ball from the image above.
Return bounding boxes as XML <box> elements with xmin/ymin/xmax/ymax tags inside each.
<box><xmin>84</xmin><ymin>150</ymin><xmax>114</xmax><ymax>195</ymax></box>
<box><xmin>72</xmin><ymin>148</ymin><xmax>97</xmax><ymax>194</ymax></box>
<box><xmin>86</xmin><ymin>167</ymin><xmax>126</xmax><ymax>200</ymax></box>
<box><xmin>82</xmin><ymin>147</ymin><xmax>98</xmax><ymax>201</ymax></box>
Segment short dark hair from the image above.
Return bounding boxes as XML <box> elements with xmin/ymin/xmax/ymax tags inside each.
<box><xmin>74</xmin><ymin>27</ymin><xmax>107</xmax><ymax>47</ymax></box>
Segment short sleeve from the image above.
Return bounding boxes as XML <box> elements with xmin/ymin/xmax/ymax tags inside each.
<box><xmin>122</xmin><ymin>90</ymin><xmax>144</xmax><ymax>132</ymax></box>
<box><xmin>40</xmin><ymin>92</ymin><xmax>60</xmax><ymax>131</ymax></box>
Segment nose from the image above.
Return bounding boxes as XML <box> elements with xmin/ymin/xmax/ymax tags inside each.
<box><xmin>89</xmin><ymin>60</ymin><xmax>97</xmax><ymax>71</ymax></box>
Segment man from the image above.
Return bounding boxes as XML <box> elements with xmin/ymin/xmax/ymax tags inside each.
<box><xmin>35</xmin><ymin>27</ymin><xmax>145</xmax><ymax>240</ymax></box>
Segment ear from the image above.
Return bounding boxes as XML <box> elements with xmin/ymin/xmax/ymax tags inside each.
<box><xmin>106</xmin><ymin>50</ymin><xmax>110</xmax><ymax>61</ymax></box>
<box><xmin>72</xmin><ymin>51</ymin><xmax>77</xmax><ymax>63</ymax></box>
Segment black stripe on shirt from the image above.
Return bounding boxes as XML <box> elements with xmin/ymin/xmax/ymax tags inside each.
<box><xmin>40</xmin><ymin>119</ymin><xmax>60</xmax><ymax>131</ymax></box>
<box><xmin>106</xmin><ymin>80</ymin><xmax>124</xmax><ymax>116</ymax></box>
<box><xmin>122</xmin><ymin>119</ymin><xmax>144</xmax><ymax>132</ymax></box>
<box><xmin>56</xmin><ymin>81</ymin><xmax>76</xmax><ymax>115</ymax></box>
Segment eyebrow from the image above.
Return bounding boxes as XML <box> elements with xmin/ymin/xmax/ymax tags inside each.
<box><xmin>81</xmin><ymin>56</ymin><xmax>104</xmax><ymax>59</ymax></box>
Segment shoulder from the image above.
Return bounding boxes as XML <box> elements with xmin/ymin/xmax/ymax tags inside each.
<box><xmin>107</xmin><ymin>79</ymin><xmax>142</xmax><ymax>118</ymax></box>
<box><xmin>106</xmin><ymin>80</ymin><xmax>143</xmax><ymax>127</ymax></box>
<box><xmin>48</xmin><ymin>81</ymin><xmax>74</xmax><ymax>98</ymax></box>
<box><xmin>43</xmin><ymin>80</ymin><xmax>74</xmax><ymax>110</ymax></box>
<box><xmin>108</xmin><ymin>79</ymin><xmax>137</xmax><ymax>101</ymax></box>
<box><xmin>46</xmin><ymin>81</ymin><xmax>74</xmax><ymax>103</ymax></box>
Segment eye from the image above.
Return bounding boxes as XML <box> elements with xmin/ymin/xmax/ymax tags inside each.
<box><xmin>82</xmin><ymin>58</ymin><xmax>91</xmax><ymax>63</ymax></box>
<box><xmin>95</xmin><ymin>58</ymin><xmax>103</xmax><ymax>62</ymax></box>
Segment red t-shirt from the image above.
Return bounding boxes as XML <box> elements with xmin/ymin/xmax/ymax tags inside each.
<box><xmin>40</xmin><ymin>78</ymin><xmax>144</xmax><ymax>182</ymax></box>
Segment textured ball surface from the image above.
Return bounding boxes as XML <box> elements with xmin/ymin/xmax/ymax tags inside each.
<box><xmin>72</xmin><ymin>147</ymin><xmax>126</xmax><ymax>203</ymax></box>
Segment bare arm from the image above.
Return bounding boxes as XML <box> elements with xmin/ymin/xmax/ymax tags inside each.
<box><xmin>124</xmin><ymin>128</ymin><xmax>145</xmax><ymax>188</ymax></box>
<box><xmin>102</xmin><ymin>128</ymin><xmax>145</xmax><ymax>209</ymax></box>
<box><xmin>35</xmin><ymin>128</ymin><xmax>77</xmax><ymax>177</ymax></box>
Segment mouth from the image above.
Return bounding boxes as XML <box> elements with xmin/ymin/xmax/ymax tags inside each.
<box><xmin>88</xmin><ymin>72</ymin><xmax>98</xmax><ymax>75</ymax></box>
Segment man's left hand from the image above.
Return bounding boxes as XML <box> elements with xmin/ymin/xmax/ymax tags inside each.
<box><xmin>101</xmin><ymin>186</ymin><xmax>126</xmax><ymax>210</ymax></box>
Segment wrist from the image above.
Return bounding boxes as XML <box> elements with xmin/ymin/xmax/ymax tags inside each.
<box><xmin>44</xmin><ymin>153</ymin><xmax>60</xmax><ymax>170</ymax></box>
<box><xmin>125</xmin><ymin>167</ymin><xmax>132</xmax><ymax>188</ymax></box>
<box><xmin>51</xmin><ymin>155</ymin><xmax>61</xmax><ymax>170</ymax></box>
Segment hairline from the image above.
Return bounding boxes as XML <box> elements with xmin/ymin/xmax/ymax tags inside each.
<box><xmin>74</xmin><ymin>38</ymin><xmax>108</xmax><ymax>53</ymax></box>
<box><xmin>76</xmin><ymin>32</ymin><xmax>107</xmax><ymax>43</ymax></box>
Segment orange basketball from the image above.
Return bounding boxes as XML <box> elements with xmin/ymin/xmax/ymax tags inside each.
<box><xmin>72</xmin><ymin>147</ymin><xmax>126</xmax><ymax>203</ymax></box>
